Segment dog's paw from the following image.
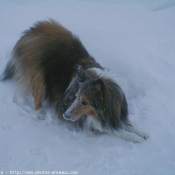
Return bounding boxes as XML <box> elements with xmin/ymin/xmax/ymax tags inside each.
<box><xmin>36</xmin><ymin>109</ymin><xmax>45</xmax><ymax>120</ymax></box>
<box><xmin>131</xmin><ymin>135</ymin><xmax>145</xmax><ymax>143</ymax></box>
<box><xmin>137</xmin><ymin>131</ymin><xmax>150</xmax><ymax>140</ymax></box>
<box><xmin>115</xmin><ymin>130</ymin><xmax>146</xmax><ymax>143</ymax></box>
<box><xmin>142</xmin><ymin>132</ymin><xmax>150</xmax><ymax>140</ymax></box>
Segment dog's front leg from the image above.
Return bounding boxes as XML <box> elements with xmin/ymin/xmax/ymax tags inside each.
<box><xmin>123</xmin><ymin>125</ymin><xmax>150</xmax><ymax>140</ymax></box>
<box><xmin>113</xmin><ymin>129</ymin><xmax>146</xmax><ymax>143</ymax></box>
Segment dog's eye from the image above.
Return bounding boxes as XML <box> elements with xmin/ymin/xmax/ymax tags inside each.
<box><xmin>81</xmin><ymin>101</ymin><xmax>88</xmax><ymax>105</ymax></box>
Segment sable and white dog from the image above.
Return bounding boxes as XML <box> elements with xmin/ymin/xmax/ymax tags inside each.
<box><xmin>1</xmin><ymin>20</ymin><xmax>149</xmax><ymax>142</ymax></box>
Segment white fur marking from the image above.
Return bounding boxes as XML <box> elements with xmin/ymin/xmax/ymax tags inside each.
<box><xmin>36</xmin><ymin>108</ymin><xmax>45</xmax><ymax>120</ymax></box>
<box><xmin>123</xmin><ymin>125</ymin><xmax>150</xmax><ymax>139</ymax></box>
<box><xmin>86</xmin><ymin>116</ymin><xmax>104</xmax><ymax>132</ymax></box>
<box><xmin>114</xmin><ymin>129</ymin><xmax>145</xmax><ymax>143</ymax></box>
<box><xmin>88</xmin><ymin>68</ymin><xmax>118</xmax><ymax>82</ymax></box>
<box><xmin>65</xmin><ymin>77</ymin><xmax>76</xmax><ymax>93</ymax></box>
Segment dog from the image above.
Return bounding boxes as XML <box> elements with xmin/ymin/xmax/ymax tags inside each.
<box><xmin>1</xmin><ymin>19</ymin><xmax>149</xmax><ymax>142</ymax></box>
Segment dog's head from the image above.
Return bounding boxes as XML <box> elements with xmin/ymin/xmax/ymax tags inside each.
<box><xmin>62</xmin><ymin>65</ymin><xmax>128</xmax><ymax>130</ymax></box>
<box><xmin>63</xmin><ymin>65</ymin><xmax>104</xmax><ymax>122</ymax></box>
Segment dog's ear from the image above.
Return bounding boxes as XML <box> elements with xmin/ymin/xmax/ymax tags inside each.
<box><xmin>75</xmin><ymin>65</ymin><xmax>87</xmax><ymax>82</ymax></box>
<box><xmin>93</xmin><ymin>79</ymin><xmax>105</xmax><ymax>110</ymax></box>
<box><xmin>93</xmin><ymin>79</ymin><xmax>104</xmax><ymax>92</ymax></box>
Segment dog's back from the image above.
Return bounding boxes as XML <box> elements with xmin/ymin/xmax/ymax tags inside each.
<box><xmin>2</xmin><ymin>20</ymin><xmax>102</xmax><ymax>111</ymax></box>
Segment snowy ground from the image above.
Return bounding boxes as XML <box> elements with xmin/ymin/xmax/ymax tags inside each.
<box><xmin>0</xmin><ymin>0</ymin><xmax>175</xmax><ymax>175</ymax></box>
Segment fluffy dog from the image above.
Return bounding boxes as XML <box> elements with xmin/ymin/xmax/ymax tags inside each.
<box><xmin>1</xmin><ymin>20</ymin><xmax>149</xmax><ymax>142</ymax></box>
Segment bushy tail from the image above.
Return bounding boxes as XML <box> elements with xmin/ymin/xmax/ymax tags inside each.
<box><xmin>0</xmin><ymin>61</ymin><xmax>15</xmax><ymax>81</ymax></box>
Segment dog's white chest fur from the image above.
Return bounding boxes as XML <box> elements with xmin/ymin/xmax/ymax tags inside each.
<box><xmin>86</xmin><ymin>116</ymin><xmax>104</xmax><ymax>132</ymax></box>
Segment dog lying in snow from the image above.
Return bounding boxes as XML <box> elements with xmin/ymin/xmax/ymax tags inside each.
<box><xmin>1</xmin><ymin>20</ymin><xmax>149</xmax><ymax>143</ymax></box>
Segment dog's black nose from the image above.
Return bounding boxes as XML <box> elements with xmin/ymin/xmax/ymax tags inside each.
<box><xmin>63</xmin><ymin>113</ymin><xmax>70</xmax><ymax>120</ymax></box>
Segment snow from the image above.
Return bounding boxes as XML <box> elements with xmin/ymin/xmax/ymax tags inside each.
<box><xmin>0</xmin><ymin>0</ymin><xmax>175</xmax><ymax>174</ymax></box>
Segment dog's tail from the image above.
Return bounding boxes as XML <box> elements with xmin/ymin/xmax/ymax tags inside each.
<box><xmin>0</xmin><ymin>61</ymin><xmax>15</xmax><ymax>81</ymax></box>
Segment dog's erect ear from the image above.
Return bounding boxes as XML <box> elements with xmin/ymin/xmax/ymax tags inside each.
<box><xmin>75</xmin><ymin>65</ymin><xmax>87</xmax><ymax>82</ymax></box>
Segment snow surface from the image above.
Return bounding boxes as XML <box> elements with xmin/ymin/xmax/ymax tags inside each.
<box><xmin>0</xmin><ymin>0</ymin><xmax>175</xmax><ymax>175</ymax></box>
